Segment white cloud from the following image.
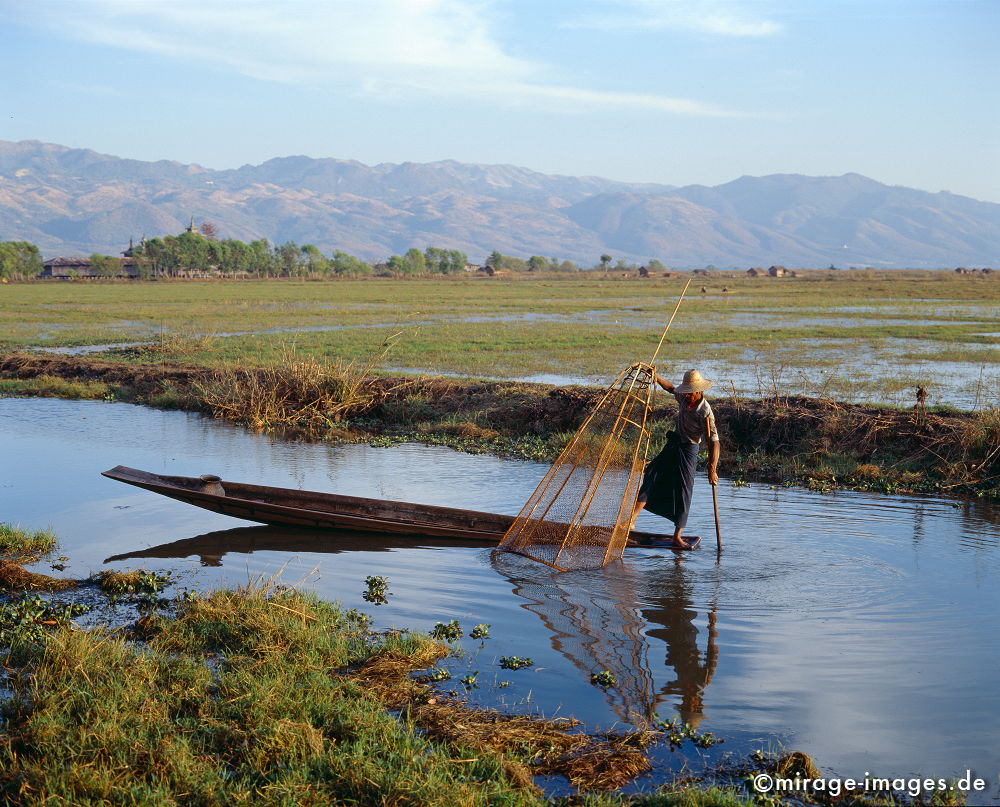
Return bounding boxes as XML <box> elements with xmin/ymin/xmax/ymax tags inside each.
<box><xmin>6</xmin><ymin>0</ymin><xmax>748</xmax><ymax>115</ymax></box>
<box><xmin>565</xmin><ymin>0</ymin><xmax>783</xmax><ymax>37</ymax></box>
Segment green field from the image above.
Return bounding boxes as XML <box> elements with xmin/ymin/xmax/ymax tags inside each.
<box><xmin>3</xmin><ymin>271</ymin><xmax>997</xmax><ymax>408</ymax></box>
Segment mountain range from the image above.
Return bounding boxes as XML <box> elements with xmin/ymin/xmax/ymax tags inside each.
<box><xmin>1</xmin><ymin>139</ymin><xmax>997</xmax><ymax>268</ymax></box>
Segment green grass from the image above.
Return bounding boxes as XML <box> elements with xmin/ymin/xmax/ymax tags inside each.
<box><xmin>3</xmin><ymin>273</ymin><xmax>995</xmax><ymax>407</ymax></box>
<box><xmin>0</xmin><ymin>522</ymin><xmax>57</xmax><ymax>557</ymax></box>
<box><xmin>0</xmin><ymin>584</ymin><xmax>530</xmax><ymax>806</ymax></box>
<box><xmin>0</xmin><ymin>579</ymin><xmax>778</xmax><ymax>806</ymax></box>
<box><xmin>0</xmin><ymin>374</ymin><xmax>115</xmax><ymax>399</ymax></box>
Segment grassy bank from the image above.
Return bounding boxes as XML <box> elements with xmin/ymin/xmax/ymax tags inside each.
<box><xmin>0</xmin><ymin>557</ymin><xmax>762</xmax><ymax>806</ymax></box>
<box><xmin>1</xmin><ymin>572</ymin><xmax>957</xmax><ymax>805</ymax></box>
<box><xmin>2</xmin><ymin>352</ymin><xmax>997</xmax><ymax>498</ymax></box>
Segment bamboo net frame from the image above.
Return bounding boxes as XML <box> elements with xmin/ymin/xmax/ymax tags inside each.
<box><xmin>497</xmin><ymin>280</ymin><xmax>691</xmax><ymax>571</ymax></box>
<box><xmin>496</xmin><ymin>362</ymin><xmax>657</xmax><ymax>570</ymax></box>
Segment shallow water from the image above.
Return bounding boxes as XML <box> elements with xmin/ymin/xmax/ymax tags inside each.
<box><xmin>2</xmin><ymin>398</ymin><xmax>998</xmax><ymax>798</ymax></box>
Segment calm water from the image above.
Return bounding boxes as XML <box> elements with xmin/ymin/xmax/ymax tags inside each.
<box><xmin>2</xmin><ymin>398</ymin><xmax>998</xmax><ymax>797</ymax></box>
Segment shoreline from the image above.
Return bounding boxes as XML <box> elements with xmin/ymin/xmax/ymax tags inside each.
<box><xmin>2</xmin><ymin>351</ymin><xmax>997</xmax><ymax>499</ymax></box>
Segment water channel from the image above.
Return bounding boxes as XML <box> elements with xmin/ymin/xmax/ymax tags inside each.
<box><xmin>1</xmin><ymin>397</ymin><xmax>998</xmax><ymax>797</ymax></box>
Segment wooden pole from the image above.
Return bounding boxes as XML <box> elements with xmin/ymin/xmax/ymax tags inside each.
<box><xmin>712</xmin><ymin>482</ymin><xmax>722</xmax><ymax>553</ymax></box>
<box><xmin>705</xmin><ymin>416</ymin><xmax>722</xmax><ymax>553</ymax></box>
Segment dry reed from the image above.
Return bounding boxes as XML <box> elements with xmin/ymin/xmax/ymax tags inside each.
<box><xmin>194</xmin><ymin>337</ymin><xmax>400</xmax><ymax>435</ymax></box>
<box><xmin>0</xmin><ymin>560</ymin><xmax>77</xmax><ymax>591</ymax></box>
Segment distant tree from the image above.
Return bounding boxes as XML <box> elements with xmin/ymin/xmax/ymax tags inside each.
<box><xmin>301</xmin><ymin>244</ymin><xmax>329</xmax><ymax>275</ymax></box>
<box><xmin>177</xmin><ymin>231</ymin><xmax>211</xmax><ymax>272</ymax></box>
<box><xmin>486</xmin><ymin>249</ymin><xmax>503</xmax><ymax>269</ymax></box>
<box><xmin>386</xmin><ymin>248</ymin><xmax>426</xmax><ymax>276</ymax></box>
<box><xmin>448</xmin><ymin>249</ymin><xmax>467</xmax><ymax>274</ymax></box>
<box><xmin>556</xmin><ymin>259</ymin><xmax>578</xmax><ymax>273</ymax></box>
<box><xmin>200</xmin><ymin>221</ymin><xmax>219</xmax><ymax>240</ymax></box>
<box><xmin>648</xmin><ymin>259</ymin><xmax>667</xmax><ymax>271</ymax></box>
<box><xmin>0</xmin><ymin>241</ymin><xmax>43</xmax><ymax>280</ymax></box>
<box><xmin>248</xmin><ymin>239</ymin><xmax>274</xmax><ymax>276</ymax></box>
<box><xmin>134</xmin><ymin>256</ymin><xmax>154</xmax><ymax>280</ymax></box>
<box><xmin>332</xmin><ymin>250</ymin><xmax>372</xmax><ymax>277</ymax></box>
<box><xmin>704</xmin><ymin>264</ymin><xmax>718</xmax><ymax>272</ymax></box>
<box><xmin>527</xmin><ymin>255</ymin><xmax>547</xmax><ymax>272</ymax></box>
<box><xmin>405</xmin><ymin>247</ymin><xmax>426</xmax><ymax>274</ymax></box>
<box><xmin>422</xmin><ymin>246</ymin><xmax>465</xmax><ymax>274</ymax></box>
<box><xmin>89</xmin><ymin>253</ymin><xmax>121</xmax><ymax>278</ymax></box>
<box><xmin>600</xmin><ymin>254</ymin><xmax>612</xmax><ymax>274</ymax></box>
<box><xmin>276</xmin><ymin>241</ymin><xmax>303</xmax><ymax>276</ymax></box>
<box><xmin>425</xmin><ymin>246</ymin><xmax>448</xmax><ymax>274</ymax></box>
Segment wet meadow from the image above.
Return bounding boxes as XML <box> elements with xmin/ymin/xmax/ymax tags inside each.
<box><xmin>2</xmin><ymin>269</ymin><xmax>997</xmax><ymax>407</ymax></box>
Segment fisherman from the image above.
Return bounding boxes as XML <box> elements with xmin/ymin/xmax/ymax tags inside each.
<box><xmin>629</xmin><ymin>369</ymin><xmax>720</xmax><ymax>548</ymax></box>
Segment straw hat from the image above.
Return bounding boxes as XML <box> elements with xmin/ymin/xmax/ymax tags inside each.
<box><xmin>675</xmin><ymin>369</ymin><xmax>713</xmax><ymax>394</ymax></box>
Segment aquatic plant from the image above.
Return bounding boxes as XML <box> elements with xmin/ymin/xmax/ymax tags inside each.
<box><xmin>362</xmin><ymin>575</ymin><xmax>390</xmax><ymax>605</ymax></box>
<box><xmin>344</xmin><ymin>608</ymin><xmax>372</xmax><ymax>627</ymax></box>
<box><xmin>459</xmin><ymin>672</ymin><xmax>479</xmax><ymax>689</ymax></box>
<box><xmin>656</xmin><ymin>715</ymin><xmax>724</xmax><ymax>749</ymax></box>
<box><xmin>498</xmin><ymin>656</ymin><xmax>533</xmax><ymax>670</ymax></box>
<box><xmin>92</xmin><ymin>569</ymin><xmax>173</xmax><ymax>599</ymax></box>
<box><xmin>0</xmin><ymin>595</ymin><xmax>88</xmax><ymax>648</ymax></box>
<box><xmin>430</xmin><ymin>620</ymin><xmax>463</xmax><ymax>641</ymax></box>
<box><xmin>468</xmin><ymin>623</ymin><xmax>490</xmax><ymax>639</ymax></box>
<box><xmin>591</xmin><ymin>670</ymin><xmax>617</xmax><ymax>688</ymax></box>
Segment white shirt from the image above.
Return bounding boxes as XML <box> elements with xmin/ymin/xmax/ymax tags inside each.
<box><xmin>673</xmin><ymin>393</ymin><xmax>719</xmax><ymax>445</ymax></box>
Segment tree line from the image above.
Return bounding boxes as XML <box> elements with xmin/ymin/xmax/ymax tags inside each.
<box><xmin>0</xmin><ymin>241</ymin><xmax>43</xmax><ymax>280</ymax></box>
<box><xmin>2</xmin><ymin>230</ymin><xmax>681</xmax><ymax>280</ymax></box>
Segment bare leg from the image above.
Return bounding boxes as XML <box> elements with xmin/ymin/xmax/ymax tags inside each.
<box><xmin>628</xmin><ymin>499</ymin><xmax>646</xmax><ymax>532</ymax></box>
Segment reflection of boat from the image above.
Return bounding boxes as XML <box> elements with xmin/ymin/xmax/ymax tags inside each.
<box><xmin>101</xmin><ymin>466</ymin><xmax>673</xmax><ymax>544</ymax></box>
<box><xmin>104</xmin><ymin>525</ymin><xmax>492</xmax><ymax>566</ymax></box>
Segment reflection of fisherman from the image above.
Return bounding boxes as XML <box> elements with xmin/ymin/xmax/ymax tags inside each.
<box><xmin>642</xmin><ymin>557</ymin><xmax>719</xmax><ymax>729</ymax></box>
<box><xmin>629</xmin><ymin>369</ymin><xmax>720</xmax><ymax>548</ymax></box>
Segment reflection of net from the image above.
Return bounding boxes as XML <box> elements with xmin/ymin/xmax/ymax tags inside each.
<box><xmin>497</xmin><ymin>362</ymin><xmax>655</xmax><ymax>571</ymax></box>
<box><xmin>492</xmin><ymin>554</ymin><xmax>655</xmax><ymax>724</ymax></box>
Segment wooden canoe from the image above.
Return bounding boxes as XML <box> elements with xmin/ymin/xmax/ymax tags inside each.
<box><xmin>101</xmin><ymin>465</ymin><xmax>672</xmax><ymax>545</ymax></box>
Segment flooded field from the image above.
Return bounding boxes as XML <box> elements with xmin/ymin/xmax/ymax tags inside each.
<box><xmin>5</xmin><ymin>275</ymin><xmax>998</xmax><ymax>409</ymax></box>
<box><xmin>2</xmin><ymin>397</ymin><xmax>998</xmax><ymax>797</ymax></box>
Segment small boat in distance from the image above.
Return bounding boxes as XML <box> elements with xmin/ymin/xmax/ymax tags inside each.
<box><xmin>102</xmin><ymin>465</ymin><xmax>675</xmax><ymax>545</ymax></box>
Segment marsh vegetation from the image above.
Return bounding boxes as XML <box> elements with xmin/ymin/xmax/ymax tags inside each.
<box><xmin>2</xmin><ymin>271</ymin><xmax>996</xmax><ymax>406</ymax></box>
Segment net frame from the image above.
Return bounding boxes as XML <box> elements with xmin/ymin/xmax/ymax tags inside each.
<box><xmin>496</xmin><ymin>361</ymin><xmax>656</xmax><ymax>571</ymax></box>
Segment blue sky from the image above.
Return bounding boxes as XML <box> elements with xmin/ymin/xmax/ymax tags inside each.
<box><xmin>2</xmin><ymin>0</ymin><xmax>997</xmax><ymax>201</ymax></box>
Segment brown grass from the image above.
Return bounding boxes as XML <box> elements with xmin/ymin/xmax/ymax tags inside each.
<box><xmin>352</xmin><ymin>639</ymin><xmax>656</xmax><ymax>791</ymax></box>
<box><xmin>193</xmin><ymin>342</ymin><xmax>401</xmax><ymax>435</ymax></box>
<box><xmin>0</xmin><ymin>560</ymin><xmax>77</xmax><ymax>591</ymax></box>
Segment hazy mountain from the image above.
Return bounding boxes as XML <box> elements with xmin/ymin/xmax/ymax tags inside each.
<box><xmin>1</xmin><ymin>139</ymin><xmax>997</xmax><ymax>267</ymax></box>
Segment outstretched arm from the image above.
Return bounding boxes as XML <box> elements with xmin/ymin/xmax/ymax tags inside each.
<box><xmin>706</xmin><ymin>419</ymin><xmax>720</xmax><ymax>485</ymax></box>
<box><xmin>654</xmin><ymin>374</ymin><xmax>674</xmax><ymax>393</ymax></box>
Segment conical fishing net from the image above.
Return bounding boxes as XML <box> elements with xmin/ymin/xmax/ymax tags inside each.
<box><xmin>497</xmin><ymin>362</ymin><xmax>656</xmax><ymax>571</ymax></box>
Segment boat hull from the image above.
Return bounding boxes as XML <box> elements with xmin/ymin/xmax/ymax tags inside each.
<box><xmin>101</xmin><ymin>466</ymin><xmax>672</xmax><ymax>545</ymax></box>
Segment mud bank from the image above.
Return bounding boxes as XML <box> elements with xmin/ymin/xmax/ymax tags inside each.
<box><xmin>2</xmin><ymin>353</ymin><xmax>996</xmax><ymax>498</ymax></box>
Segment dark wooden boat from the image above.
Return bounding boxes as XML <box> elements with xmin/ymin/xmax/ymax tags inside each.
<box><xmin>101</xmin><ymin>465</ymin><xmax>672</xmax><ymax>545</ymax></box>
